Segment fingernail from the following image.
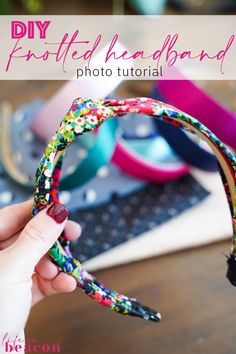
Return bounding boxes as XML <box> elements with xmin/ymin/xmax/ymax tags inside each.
<box><xmin>47</xmin><ymin>202</ymin><xmax>68</xmax><ymax>224</ymax></box>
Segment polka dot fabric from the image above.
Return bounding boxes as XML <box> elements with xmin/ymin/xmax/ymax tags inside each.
<box><xmin>70</xmin><ymin>174</ymin><xmax>209</xmax><ymax>263</ymax></box>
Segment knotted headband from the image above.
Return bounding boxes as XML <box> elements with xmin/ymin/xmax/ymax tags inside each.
<box><xmin>32</xmin><ymin>97</ymin><xmax>236</xmax><ymax>322</ymax></box>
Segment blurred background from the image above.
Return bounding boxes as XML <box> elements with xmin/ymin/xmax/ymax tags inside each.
<box><xmin>1</xmin><ymin>1</ymin><xmax>236</xmax><ymax>354</ymax></box>
<box><xmin>1</xmin><ymin>0</ymin><xmax>236</xmax><ymax>14</ymax></box>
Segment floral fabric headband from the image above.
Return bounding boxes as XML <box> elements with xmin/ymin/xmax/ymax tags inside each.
<box><xmin>32</xmin><ymin>97</ymin><xmax>236</xmax><ymax>322</ymax></box>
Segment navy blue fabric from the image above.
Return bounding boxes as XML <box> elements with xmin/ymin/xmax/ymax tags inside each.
<box><xmin>151</xmin><ymin>86</ymin><xmax>218</xmax><ymax>172</ymax></box>
<box><xmin>70</xmin><ymin>174</ymin><xmax>209</xmax><ymax>262</ymax></box>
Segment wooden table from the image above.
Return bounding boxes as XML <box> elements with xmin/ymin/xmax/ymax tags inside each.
<box><xmin>25</xmin><ymin>240</ymin><xmax>236</xmax><ymax>354</ymax></box>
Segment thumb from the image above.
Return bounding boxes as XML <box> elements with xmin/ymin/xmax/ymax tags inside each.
<box><xmin>8</xmin><ymin>202</ymin><xmax>68</xmax><ymax>270</ymax></box>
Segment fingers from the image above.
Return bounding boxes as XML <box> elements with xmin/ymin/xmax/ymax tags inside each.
<box><xmin>0</xmin><ymin>199</ymin><xmax>32</xmax><ymax>241</ymax></box>
<box><xmin>51</xmin><ymin>272</ymin><xmax>77</xmax><ymax>292</ymax></box>
<box><xmin>0</xmin><ymin>232</ymin><xmax>19</xmax><ymax>250</ymax></box>
<box><xmin>0</xmin><ymin>219</ymin><xmax>81</xmax><ymax>251</ymax></box>
<box><xmin>35</xmin><ymin>220</ymin><xmax>81</xmax><ymax>278</ymax></box>
<box><xmin>8</xmin><ymin>202</ymin><xmax>68</xmax><ymax>269</ymax></box>
<box><xmin>31</xmin><ymin>218</ymin><xmax>81</xmax><ymax>305</ymax></box>
<box><xmin>32</xmin><ymin>272</ymin><xmax>77</xmax><ymax>306</ymax></box>
<box><xmin>64</xmin><ymin>220</ymin><xmax>82</xmax><ymax>241</ymax></box>
<box><xmin>35</xmin><ymin>254</ymin><xmax>59</xmax><ymax>279</ymax></box>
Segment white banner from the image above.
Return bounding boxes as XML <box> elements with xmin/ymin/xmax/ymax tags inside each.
<box><xmin>0</xmin><ymin>15</ymin><xmax>235</xmax><ymax>79</ymax></box>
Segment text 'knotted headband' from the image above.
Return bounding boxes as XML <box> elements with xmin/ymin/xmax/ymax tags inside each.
<box><xmin>32</xmin><ymin>97</ymin><xmax>236</xmax><ymax>322</ymax></box>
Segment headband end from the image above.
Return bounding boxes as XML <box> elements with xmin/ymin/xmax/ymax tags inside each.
<box><xmin>226</xmin><ymin>254</ymin><xmax>236</xmax><ymax>286</ymax></box>
<box><xmin>129</xmin><ymin>300</ymin><xmax>161</xmax><ymax>323</ymax></box>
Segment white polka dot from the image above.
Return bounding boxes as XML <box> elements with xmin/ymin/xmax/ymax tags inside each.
<box><xmin>135</xmin><ymin>124</ymin><xmax>151</xmax><ymax>137</ymax></box>
<box><xmin>132</xmin><ymin>218</ymin><xmax>140</xmax><ymax>226</ymax></box>
<box><xmin>77</xmin><ymin>149</ymin><xmax>88</xmax><ymax>159</ymax></box>
<box><xmin>22</xmin><ymin>130</ymin><xmax>33</xmax><ymax>143</ymax></box>
<box><xmin>85</xmin><ymin>239</ymin><xmax>94</xmax><ymax>246</ymax></box>
<box><xmin>13</xmin><ymin>110</ymin><xmax>25</xmax><ymax>123</ymax></box>
<box><xmin>65</xmin><ymin>165</ymin><xmax>76</xmax><ymax>175</ymax></box>
<box><xmin>95</xmin><ymin>225</ymin><xmax>102</xmax><ymax>234</ymax></box>
<box><xmin>96</xmin><ymin>166</ymin><xmax>109</xmax><ymax>178</ymax></box>
<box><xmin>0</xmin><ymin>191</ymin><xmax>13</xmax><ymax>204</ymax></box>
<box><xmin>126</xmin><ymin>233</ymin><xmax>133</xmax><ymax>240</ymax></box>
<box><xmin>60</xmin><ymin>191</ymin><xmax>71</xmax><ymax>204</ymax></box>
<box><xmin>85</xmin><ymin>189</ymin><xmax>97</xmax><ymax>204</ymax></box>
<box><xmin>168</xmin><ymin>208</ymin><xmax>177</xmax><ymax>216</ymax></box>
<box><xmin>102</xmin><ymin>243</ymin><xmax>110</xmax><ymax>250</ymax></box>
<box><xmin>79</xmin><ymin>255</ymin><xmax>86</xmax><ymax>262</ymax></box>
<box><xmin>148</xmin><ymin>221</ymin><xmax>156</xmax><ymax>229</ymax></box>
<box><xmin>189</xmin><ymin>196</ymin><xmax>198</xmax><ymax>205</ymax></box>
<box><xmin>14</xmin><ymin>151</ymin><xmax>22</xmax><ymax>164</ymax></box>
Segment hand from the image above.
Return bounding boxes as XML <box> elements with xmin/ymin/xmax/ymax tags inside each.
<box><xmin>0</xmin><ymin>200</ymin><xmax>81</xmax><ymax>345</ymax></box>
